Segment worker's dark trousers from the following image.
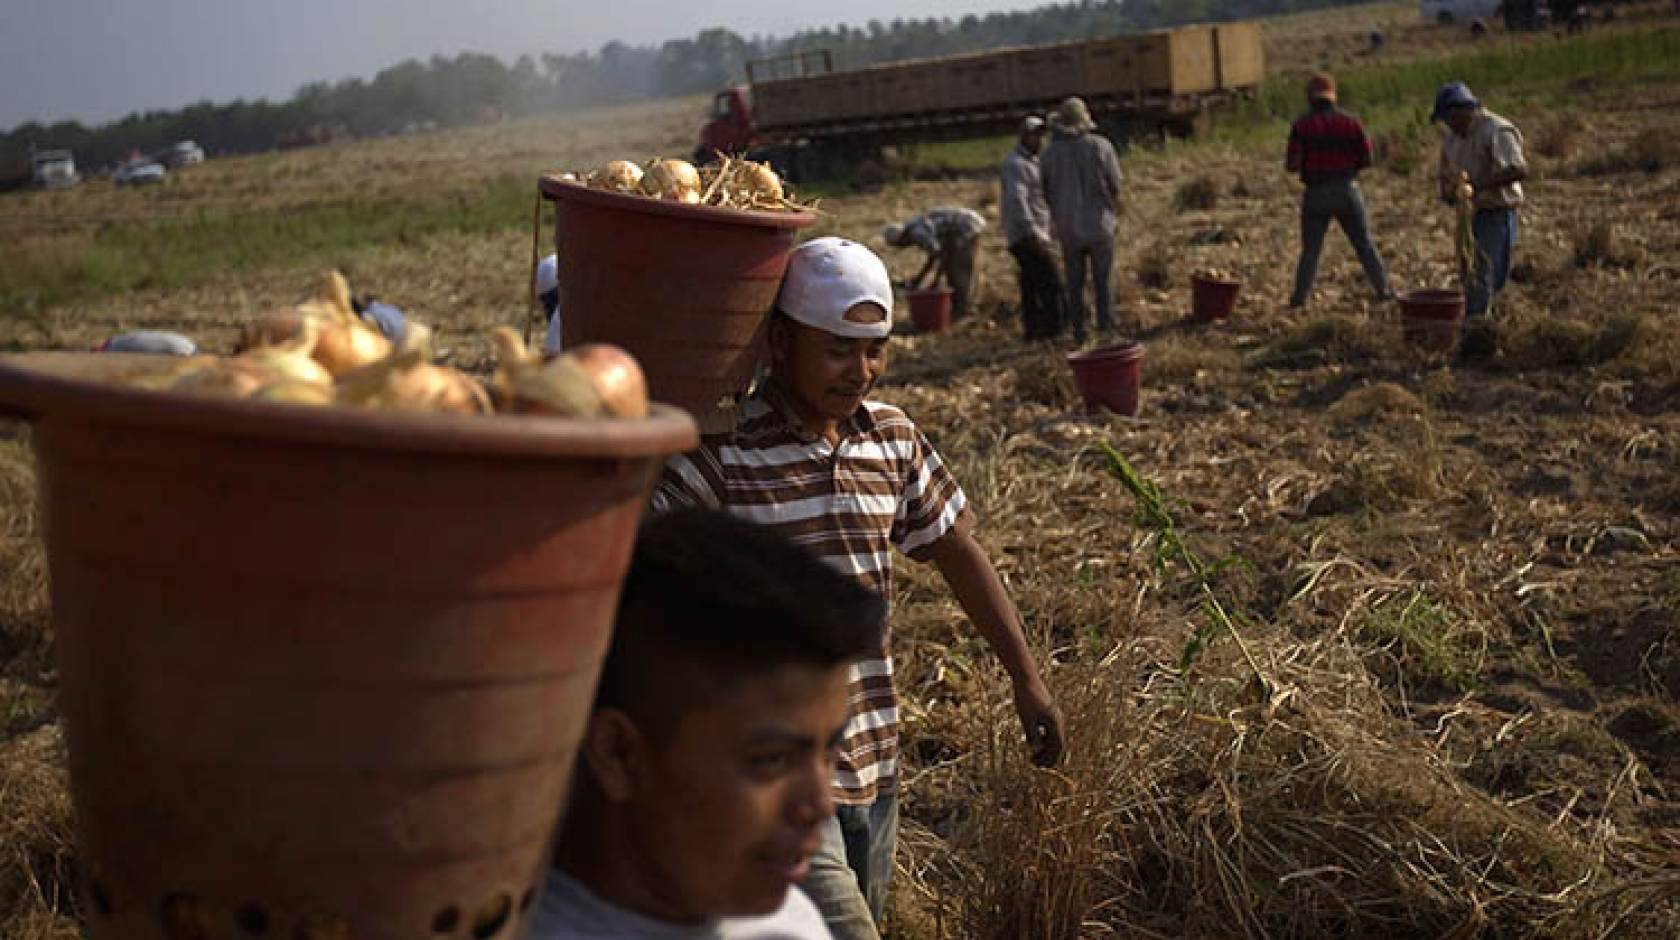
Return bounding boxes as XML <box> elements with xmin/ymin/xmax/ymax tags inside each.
<box><xmin>1061</xmin><ymin>236</ymin><xmax>1116</xmax><ymax>342</ymax></box>
<box><xmin>1009</xmin><ymin>237</ymin><xmax>1065</xmax><ymax>340</ymax></box>
<box><xmin>1289</xmin><ymin>177</ymin><xmax>1389</xmax><ymax>306</ymax></box>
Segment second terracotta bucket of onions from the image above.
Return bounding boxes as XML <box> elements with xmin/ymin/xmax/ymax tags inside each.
<box><xmin>542</xmin><ymin>177</ymin><xmax>816</xmax><ymax>435</ymax></box>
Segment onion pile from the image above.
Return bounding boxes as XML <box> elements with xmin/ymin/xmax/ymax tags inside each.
<box><xmin>1194</xmin><ymin>267</ymin><xmax>1241</xmax><ymax>283</ymax></box>
<box><xmin>109</xmin><ymin>270</ymin><xmax>649</xmax><ymax>421</ymax></box>
<box><xmin>490</xmin><ymin>328</ymin><xmax>648</xmax><ymax>419</ymax></box>
<box><xmin>239</xmin><ymin>271</ymin><xmax>392</xmax><ymax>376</ymax></box>
<box><xmin>563</xmin><ymin>156</ymin><xmax>807</xmax><ymax>213</ymax></box>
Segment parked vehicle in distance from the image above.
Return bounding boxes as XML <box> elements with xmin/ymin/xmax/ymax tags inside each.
<box><xmin>155</xmin><ymin>140</ymin><xmax>205</xmax><ymax>168</ymax></box>
<box><xmin>113</xmin><ymin>161</ymin><xmax>167</xmax><ymax>186</ymax></box>
<box><xmin>31</xmin><ymin>149</ymin><xmax>80</xmax><ymax>188</ymax></box>
<box><xmin>1421</xmin><ymin>0</ymin><xmax>1503</xmax><ymax>23</ymax></box>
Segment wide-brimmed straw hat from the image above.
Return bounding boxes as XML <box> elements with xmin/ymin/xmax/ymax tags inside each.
<box><xmin>1051</xmin><ymin>96</ymin><xmax>1095</xmax><ymax>132</ymax></box>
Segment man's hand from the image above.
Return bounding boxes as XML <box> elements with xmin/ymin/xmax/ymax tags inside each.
<box><xmin>924</xmin><ymin>525</ymin><xmax>1064</xmax><ymax>767</ymax></box>
<box><xmin>1013</xmin><ymin>677</ymin><xmax>1065</xmax><ymax>767</ymax></box>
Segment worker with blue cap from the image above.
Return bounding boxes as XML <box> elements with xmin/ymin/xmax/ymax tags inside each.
<box><xmin>1432</xmin><ymin>81</ymin><xmax>1528</xmax><ymax>357</ymax></box>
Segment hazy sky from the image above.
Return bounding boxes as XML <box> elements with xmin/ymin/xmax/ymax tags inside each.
<box><xmin>0</xmin><ymin>0</ymin><xmax>1042</xmax><ymax>129</ymax></box>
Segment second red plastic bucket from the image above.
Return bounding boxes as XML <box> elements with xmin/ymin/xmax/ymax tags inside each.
<box><xmin>542</xmin><ymin>177</ymin><xmax>816</xmax><ymax>435</ymax></box>
<box><xmin>1066</xmin><ymin>342</ymin><xmax>1146</xmax><ymax>416</ymax></box>
<box><xmin>907</xmin><ymin>288</ymin><xmax>953</xmax><ymax>334</ymax></box>
<box><xmin>1399</xmin><ymin>289</ymin><xmax>1465</xmax><ymax>353</ymax></box>
<box><xmin>1191</xmin><ymin>273</ymin><xmax>1242</xmax><ymax>322</ymax></box>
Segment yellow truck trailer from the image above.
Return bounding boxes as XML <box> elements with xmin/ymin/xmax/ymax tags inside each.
<box><xmin>695</xmin><ymin>20</ymin><xmax>1264</xmax><ymax>176</ymax></box>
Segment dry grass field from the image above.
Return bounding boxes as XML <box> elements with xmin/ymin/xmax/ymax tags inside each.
<box><xmin>4</xmin><ymin>3</ymin><xmax>1680</xmax><ymax>938</ymax></box>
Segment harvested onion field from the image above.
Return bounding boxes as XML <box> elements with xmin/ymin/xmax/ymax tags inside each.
<box><xmin>4</xmin><ymin>5</ymin><xmax>1680</xmax><ymax>938</ymax></box>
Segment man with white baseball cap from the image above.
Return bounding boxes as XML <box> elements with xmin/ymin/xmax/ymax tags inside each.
<box><xmin>651</xmin><ymin>236</ymin><xmax>1064</xmax><ymax>940</ymax></box>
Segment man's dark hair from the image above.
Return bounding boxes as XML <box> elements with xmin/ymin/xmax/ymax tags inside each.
<box><xmin>595</xmin><ymin>509</ymin><xmax>886</xmax><ymax>734</ymax></box>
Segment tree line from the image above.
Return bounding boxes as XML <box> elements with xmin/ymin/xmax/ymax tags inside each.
<box><xmin>3</xmin><ymin>0</ymin><xmax>1368</xmax><ymax>174</ymax></box>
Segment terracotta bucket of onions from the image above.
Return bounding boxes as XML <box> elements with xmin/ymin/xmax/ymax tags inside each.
<box><xmin>0</xmin><ymin>351</ymin><xmax>696</xmax><ymax>940</ymax></box>
<box><xmin>541</xmin><ymin>174</ymin><xmax>816</xmax><ymax>435</ymax></box>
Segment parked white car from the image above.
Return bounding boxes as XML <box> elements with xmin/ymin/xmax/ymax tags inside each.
<box><xmin>1422</xmin><ymin>0</ymin><xmax>1503</xmax><ymax>23</ymax></box>
<box><xmin>158</xmin><ymin>140</ymin><xmax>205</xmax><ymax>168</ymax></box>
<box><xmin>114</xmin><ymin>161</ymin><xmax>167</xmax><ymax>186</ymax></box>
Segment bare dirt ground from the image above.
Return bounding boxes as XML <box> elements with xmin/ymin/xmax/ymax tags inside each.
<box><xmin>3</xmin><ymin>5</ymin><xmax>1679</xmax><ymax>938</ymax></box>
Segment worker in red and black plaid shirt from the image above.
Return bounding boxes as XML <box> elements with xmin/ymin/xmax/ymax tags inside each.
<box><xmin>1285</xmin><ymin>73</ymin><xmax>1391</xmax><ymax>308</ymax></box>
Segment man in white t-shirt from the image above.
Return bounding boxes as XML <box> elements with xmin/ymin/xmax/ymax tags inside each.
<box><xmin>529</xmin><ymin>509</ymin><xmax>887</xmax><ymax>940</ymax></box>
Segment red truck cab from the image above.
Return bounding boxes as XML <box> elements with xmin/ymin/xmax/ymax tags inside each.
<box><xmin>694</xmin><ymin>86</ymin><xmax>756</xmax><ymax>164</ymax></box>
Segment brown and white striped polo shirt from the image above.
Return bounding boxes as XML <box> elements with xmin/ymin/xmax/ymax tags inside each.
<box><xmin>650</xmin><ymin>385</ymin><xmax>969</xmax><ymax>805</ymax></box>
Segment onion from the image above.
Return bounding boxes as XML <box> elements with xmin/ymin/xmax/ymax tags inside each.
<box><xmin>336</xmin><ymin>352</ymin><xmax>491</xmax><ymax>414</ymax></box>
<box><xmin>237</xmin><ymin>317</ymin><xmax>334</xmax><ymax>388</ymax></box>
<box><xmin>318</xmin><ymin>270</ymin><xmax>354</xmax><ymax>317</ymax></box>
<box><xmin>741</xmin><ymin>161</ymin><xmax>784</xmax><ymax>202</ymax></box>
<box><xmin>241</xmin><ymin>305</ymin><xmax>391</xmax><ymax>377</ymax></box>
<box><xmin>335</xmin><ymin>329</ymin><xmax>491</xmax><ymax>415</ymax></box>
<box><xmin>1455</xmin><ymin>171</ymin><xmax>1475</xmax><ymax>203</ymax></box>
<box><xmin>313</xmin><ymin>313</ymin><xmax>392</xmax><ymax>376</ymax></box>
<box><xmin>171</xmin><ymin>359</ymin><xmax>284</xmax><ymax>399</ymax></box>
<box><xmin>642</xmin><ymin>158</ymin><xmax>702</xmax><ymax>204</ymax></box>
<box><xmin>490</xmin><ymin>327</ymin><xmax>604</xmax><ymax>417</ymax></box>
<box><xmin>568</xmin><ymin>343</ymin><xmax>649</xmax><ymax>419</ymax></box>
<box><xmin>595</xmin><ymin>160</ymin><xmax>643</xmax><ymax>195</ymax></box>
<box><xmin>253</xmin><ymin>381</ymin><xmax>337</xmax><ymax>406</ymax></box>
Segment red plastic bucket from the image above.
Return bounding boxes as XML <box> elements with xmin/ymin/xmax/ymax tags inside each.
<box><xmin>542</xmin><ymin>177</ymin><xmax>815</xmax><ymax>435</ymax></box>
<box><xmin>1191</xmin><ymin>273</ymin><xmax>1242</xmax><ymax>322</ymax></box>
<box><xmin>1399</xmin><ymin>289</ymin><xmax>1465</xmax><ymax>353</ymax></box>
<box><xmin>1066</xmin><ymin>342</ymin><xmax>1146</xmax><ymax>416</ymax></box>
<box><xmin>907</xmin><ymin>288</ymin><xmax>953</xmax><ymax>334</ymax></box>
<box><xmin>0</xmin><ymin>352</ymin><xmax>697</xmax><ymax>940</ymax></box>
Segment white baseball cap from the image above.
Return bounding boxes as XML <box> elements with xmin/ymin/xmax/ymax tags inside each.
<box><xmin>535</xmin><ymin>254</ymin><xmax>559</xmax><ymax>295</ymax></box>
<box><xmin>775</xmin><ymin>237</ymin><xmax>893</xmax><ymax>340</ymax></box>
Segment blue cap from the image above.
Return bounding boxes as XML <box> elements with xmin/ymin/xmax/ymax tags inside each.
<box><xmin>1430</xmin><ymin>82</ymin><xmax>1479</xmax><ymax>123</ymax></box>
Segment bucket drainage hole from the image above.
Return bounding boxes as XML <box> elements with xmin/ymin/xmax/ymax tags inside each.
<box><xmin>471</xmin><ymin>893</ymin><xmax>512</xmax><ymax>939</ymax></box>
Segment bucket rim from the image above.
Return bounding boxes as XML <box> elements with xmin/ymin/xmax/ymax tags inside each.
<box><xmin>906</xmin><ymin>287</ymin><xmax>955</xmax><ymax>299</ymax></box>
<box><xmin>1066</xmin><ymin>341</ymin><xmax>1145</xmax><ymax>365</ymax></box>
<box><xmin>0</xmin><ymin>352</ymin><xmax>699</xmax><ymax>459</ymax></box>
<box><xmin>1400</xmin><ymin>289</ymin><xmax>1466</xmax><ymax>304</ymax></box>
<box><xmin>1191</xmin><ymin>272</ymin><xmax>1243</xmax><ymax>287</ymax></box>
<box><xmin>539</xmin><ymin>176</ymin><xmax>817</xmax><ymax>231</ymax></box>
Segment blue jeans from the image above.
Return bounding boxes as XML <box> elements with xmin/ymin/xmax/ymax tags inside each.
<box><xmin>799</xmin><ymin>791</ymin><xmax>898</xmax><ymax>940</ymax></box>
<box><xmin>1290</xmin><ymin>178</ymin><xmax>1389</xmax><ymax>306</ymax></box>
<box><xmin>1468</xmin><ymin>208</ymin><xmax>1518</xmax><ymax>318</ymax></box>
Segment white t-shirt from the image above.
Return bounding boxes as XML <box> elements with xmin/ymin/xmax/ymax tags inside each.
<box><xmin>528</xmin><ymin>869</ymin><xmax>832</xmax><ymax>940</ymax></box>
